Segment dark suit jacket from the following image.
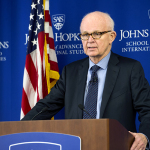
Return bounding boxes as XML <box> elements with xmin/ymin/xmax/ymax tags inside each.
<box><xmin>22</xmin><ymin>52</ymin><xmax>150</xmax><ymax>140</ymax></box>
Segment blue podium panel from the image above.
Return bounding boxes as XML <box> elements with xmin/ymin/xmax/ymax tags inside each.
<box><xmin>0</xmin><ymin>132</ymin><xmax>81</xmax><ymax>150</ymax></box>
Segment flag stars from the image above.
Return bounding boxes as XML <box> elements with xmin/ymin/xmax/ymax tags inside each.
<box><xmin>34</xmin><ymin>28</ymin><xmax>38</xmax><ymax>35</ymax></box>
<box><xmin>27</xmin><ymin>0</ymin><xmax>44</xmax><ymax>52</ymax></box>
<box><xmin>29</xmin><ymin>24</ymin><xmax>32</xmax><ymax>30</ymax></box>
<box><xmin>38</xmin><ymin>12</ymin><xmax>44</xmax><ymax>19</ymax></box>
<box><xmin>31</xmin><ymin>39</ymin><xmax>37</xmax><ymax>46</ymax></box>
<box><xmin>38</xmin><ymin>0</ymin><xmax>40</xmax><ymax>4</ymax></box>
<box><xmin>37</xmin><ymin>22</ymin><xmax>41</xmax><ymax>30</ymax></box>
<box><xmin>30</xmin><ymin>13</ymin><xmax>34</xmax><ymax>20</ymax></box>
<box><xmin>31</xmin><ymin>2</ymin><xmax>37</xmax><ymax>9</ymax></box>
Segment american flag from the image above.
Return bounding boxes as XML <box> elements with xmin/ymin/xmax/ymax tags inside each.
<box><xmin>20</xmin><ymin>0</ymin><xmax>59</xmax><ymax>119</ymax></box>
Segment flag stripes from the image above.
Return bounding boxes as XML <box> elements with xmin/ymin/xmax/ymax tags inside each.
<box><xmin>21</xmin><ymin>0</ymin><xmax>59</xmax><ymax>119</ymax></box>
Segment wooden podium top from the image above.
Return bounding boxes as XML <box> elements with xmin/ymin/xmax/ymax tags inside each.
<box><xmin>0</xmin><ymin>119</ymin><xmax>134</xmax><ymax>150</ymax></box>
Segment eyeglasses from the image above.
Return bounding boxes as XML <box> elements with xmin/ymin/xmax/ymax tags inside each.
<box><xmin>79</xmin><ymin>30</ymin><xmax>111</xmax><ymax>40</ymax></box>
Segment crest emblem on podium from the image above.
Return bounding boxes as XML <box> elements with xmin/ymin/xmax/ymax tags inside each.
<box><xmin>52</xmin><ymin>14</ymin><xmax>65</xmax><ymax>31</ymax></box>
<box><xmin>0</xmin><ymin>132</ymin><xmax>81</xmax><ymax>150</ymax></box>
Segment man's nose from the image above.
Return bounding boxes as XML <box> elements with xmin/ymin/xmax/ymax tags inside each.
<box><xmin>88</xmin><ymin>35</ymin><xmax>94</xmax><ymax>42</ymax></box>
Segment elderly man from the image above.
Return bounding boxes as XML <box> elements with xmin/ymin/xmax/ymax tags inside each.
<box><xmin>22</xmin><ymin>11</ymin><xmax>150</xmax><ymax>150</ymax></box>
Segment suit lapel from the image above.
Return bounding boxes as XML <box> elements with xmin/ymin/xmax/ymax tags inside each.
<box><xmin>100</xmin><ymin>52</ymin><xmax>120</xmax><ymax>118</ymax></box>
<box><xmin>77</xmin><ymin>57</ymin><xmax>89</xmax><ymax>119</ymax></box>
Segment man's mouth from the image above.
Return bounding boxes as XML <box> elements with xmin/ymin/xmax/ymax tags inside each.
<box><xmin>88</xmin><ymin>47</ymin><xmax>97</xmax><ymax>49</ymax></box>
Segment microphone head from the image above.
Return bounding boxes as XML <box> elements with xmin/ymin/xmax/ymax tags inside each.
<box><xmin>41</xmin><ymin>107</ymin><xmax>48</xmax><ymax>112</ymax></box>
<box><xmin>93</xmin><ymin>77</ymin><xmax>98</xmax><ymax>82</ymax></box>
<box><xmin>78</xmin><ymin>104</ymin><xmax>84</xmax><ymax>110</ymax></box>
<box><xmin>90</xmin><ymin>77</ymin><xmax>98</xmax><ymax>83</ymax></box>
<box><xmin>78</xmin><ymin>104</ymin><xmax>93</xmax><ymax>119</ymax></box>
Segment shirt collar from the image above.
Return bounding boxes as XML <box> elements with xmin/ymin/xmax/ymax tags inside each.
<box><xmin>89</xmin><ymin>51</ymin><xmax>111</xmax><ymax>70</ymax></box>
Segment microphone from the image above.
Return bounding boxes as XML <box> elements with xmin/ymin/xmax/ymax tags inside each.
<box><xmin>90</xmin><ymin>77</ymin><xmax>98</xmax><ymax>83</ymax></box>
<box><xmin>31</xmin><ymin>107</ymin><xmax>48</xmax><ymax>120</ymax></box>
<box><xmin>78</xmin><ymin>104</ymin><xmax>92</xmax><ymax>119</ymax></box>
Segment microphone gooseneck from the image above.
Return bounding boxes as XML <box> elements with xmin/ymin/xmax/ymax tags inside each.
<box><xmin>31</xmin><ymin>107</ymin><xmax>48</xmax><ymax>120</ymax></box>
<box><xmin>78</xmin><ymin>104</ymin><xmax>93</xmax><ymax>119</ymax></box>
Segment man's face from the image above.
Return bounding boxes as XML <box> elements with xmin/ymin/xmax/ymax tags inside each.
<box><xmin>80</xmin><ymin>13</ymin><xmax>116</xmax><ymax>62</ymax></box>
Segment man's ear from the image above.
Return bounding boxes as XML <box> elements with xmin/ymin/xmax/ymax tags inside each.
<box><xmin>109</xmin><ymin>31</ymin><xmax>117</xmax><ymax>44</ymax></box>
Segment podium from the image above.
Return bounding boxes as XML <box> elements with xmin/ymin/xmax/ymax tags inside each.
<box><xmin>0</xmin><ymin>119</ymin><xmax>134</xmax><ymax>150</ymax></box>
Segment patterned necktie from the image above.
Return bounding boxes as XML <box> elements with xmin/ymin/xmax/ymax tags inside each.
<box><xmin>83</xmin><ymin>65</ymin><xmax>100</xmax><ymax>119</ymax></box>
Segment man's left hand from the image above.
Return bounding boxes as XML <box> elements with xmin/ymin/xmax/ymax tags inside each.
<box><xmin>129</xmin><ymin>131</ymin><xmax>148</xmax><ymax>150</ymax></box>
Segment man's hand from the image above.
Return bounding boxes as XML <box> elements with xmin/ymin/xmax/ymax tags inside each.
<box><xmin>129</xmin><ymin>131</ymin><xmax>148</xmax><ymax>150</ymax></box>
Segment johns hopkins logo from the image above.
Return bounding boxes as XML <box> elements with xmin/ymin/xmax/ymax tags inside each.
<box><xmin>52</xmin><ymin>14</ymin><xmax>65</xmax><ymax>31</ymax></box>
